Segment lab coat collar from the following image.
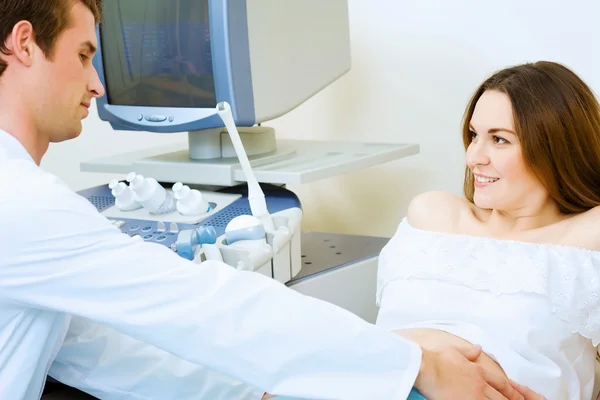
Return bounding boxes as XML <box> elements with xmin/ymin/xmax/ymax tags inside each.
<box><xmin>0</xmin><ymin>129</ymin><xmax>35</xmax><ymax>163</ymax></box>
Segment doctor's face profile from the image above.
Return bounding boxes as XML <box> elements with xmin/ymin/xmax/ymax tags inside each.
<box><xmin>461</xmin><ymin>61</ymin><xmax>600</xmax><ymax>216</ymax></box>
<box><xmin>27</xmin><ymin>1</ymin><xmax>104</xmax><ymax>143</ymax></box>
<box><xmin>465</xmin><ymin>90</ymin><xmax>548</xmax><ymax>212</ymax></box>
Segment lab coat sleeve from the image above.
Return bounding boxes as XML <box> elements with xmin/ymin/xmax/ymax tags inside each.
<box><xmin>48</xmin><ymin>316</ymin><xmax>265</xmax><ymax>400</ymax></box>
<box><xmin>0</xmin><ymin>168</ymin><xmax>422</xmax><ymax>400</ymax></box>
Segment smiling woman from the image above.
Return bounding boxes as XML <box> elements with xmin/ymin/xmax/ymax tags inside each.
<box><xmin>376</xmin><ymin>61</ymin><xmax>600</xmax><ymax>400</ymax></box>
<box><xmin>462</xmin><ymin>61</ymin><xmax>600</xmax><ymax>215</ymax></box>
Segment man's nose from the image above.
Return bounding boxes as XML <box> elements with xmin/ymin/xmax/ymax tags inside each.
<box><xmin>88</xmin><ymin>66</ymin><xmax>105</xmax><ymax>98</ymax></box>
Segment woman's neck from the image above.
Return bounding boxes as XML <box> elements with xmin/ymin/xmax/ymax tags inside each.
<box><xmin>483</xmin><ymin>200</ymin><xmax>566</xmax><ymax>235</ymax></box>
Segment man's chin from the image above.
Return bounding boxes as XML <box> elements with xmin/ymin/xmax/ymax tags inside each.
<box><xmin>50</xmin><ymin>129</ymin><xmax>83</xmax><ymax>143</ymax></box>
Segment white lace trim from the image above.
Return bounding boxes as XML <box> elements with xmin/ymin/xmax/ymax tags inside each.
<box><xmin>377</xmin><ymin>218</ymin><xmax>600</xmax><ymax>346</ymax></box>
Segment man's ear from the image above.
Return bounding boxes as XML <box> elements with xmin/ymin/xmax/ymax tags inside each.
<box><xmin>5</xmin><ymin>21</ymin><xmax>36</xmax><ymax>68</ymax></box>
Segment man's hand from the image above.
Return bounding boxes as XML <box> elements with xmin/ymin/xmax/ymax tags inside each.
<box><xmin>260</xmin><ymin>346</ymin><xmax>547</xmax><ymax>400</ymax></box>
<box><xmin>415</xmin><ymin>344</ymin><xmax>526</xmax><ymax>400</ymax></box>
<box><xmin>509</xmin><ymin>381</ymin><xmax>547</xmax><ymax>400</ymax></box>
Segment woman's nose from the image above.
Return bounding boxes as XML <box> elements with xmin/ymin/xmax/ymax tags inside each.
<box><xmin>466</xmin><ymin>141</ymin><xmax>490</xmax><ymax>167</ymax></box>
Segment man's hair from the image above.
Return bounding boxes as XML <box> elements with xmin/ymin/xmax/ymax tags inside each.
<box><xmin>462</xmin><ymin>61</ymin><xmax>600</xmax><ymax>214</ymax></box>
<box><xmin>0</xmin><ymin>0</ymin><xmax>102</xmax><ymax>77</ymax></box>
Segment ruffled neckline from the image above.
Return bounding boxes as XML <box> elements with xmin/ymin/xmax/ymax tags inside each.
<box><xmin>399</xmin><ymin>217</ymin><xmax>600</xmax><ymax>256</ymax></box>
<box><xmin>377</xmin><ymin>218</ymin><xmax>600</xmax><ymax>345</ymax></box>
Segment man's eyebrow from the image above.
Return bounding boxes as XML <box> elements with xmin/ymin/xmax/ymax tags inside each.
<box><xmin>80</xmin><ymin>41</ymin><xmax>97</xmax><ymax>55</ymax></box>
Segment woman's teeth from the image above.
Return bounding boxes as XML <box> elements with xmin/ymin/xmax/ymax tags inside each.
<box><xmin>476</xmin><ymin>176</ymin><xmax>499</xmax><ymax>183</ymax></box>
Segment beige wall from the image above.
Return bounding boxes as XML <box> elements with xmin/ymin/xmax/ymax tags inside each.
<box><xmin>42</xmin><ymin>0</ymin><xmax>600</xmax><ymax>238</ymax></box>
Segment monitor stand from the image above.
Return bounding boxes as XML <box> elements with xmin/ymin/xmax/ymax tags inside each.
<box><xmin>80</xmin><ymin>126</ymin><xmax>420</xmax><ymax>187</ymax></box>
<box><xmin>188</xmin><ymin>126</ymin><xmax>277</xmax><ymax>160</ymax></box>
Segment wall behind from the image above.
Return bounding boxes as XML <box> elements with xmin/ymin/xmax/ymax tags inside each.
<box><xmin>41</xmin><ymin>0</ymin><xmax>600</xmax><ymax>238</ymax></box>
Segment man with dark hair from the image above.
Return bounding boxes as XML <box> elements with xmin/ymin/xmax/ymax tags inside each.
<box><xmin>0</xmin><ymin>1</ymin><xmax>543</xmax><ymax>399</ymax></box>
<box><xmin>0</xmin><ymin>0</ymin><xmax>102</xmax><ymax>76</ymax></box>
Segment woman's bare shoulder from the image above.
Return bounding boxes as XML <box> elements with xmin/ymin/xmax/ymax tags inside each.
<box><xmin>406</xmin><ymin>191</ymin><xmax>473</xmax><ymax>232</ymax></box>
<box><xmin>566</xmin><ymin>206</ymin><xmax>600</xmax><ymax>251</ymax></box>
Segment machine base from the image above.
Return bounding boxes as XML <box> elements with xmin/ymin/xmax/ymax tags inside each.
<box><xmin>287</xmin><ymin>231</ymin><xmax>387</xmax><ymax>323</ymax></box>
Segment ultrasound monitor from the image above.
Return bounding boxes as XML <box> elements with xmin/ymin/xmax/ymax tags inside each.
<box><xmin>85</xmin><ymin>0</ymin><xmax>418</xmax><ymax>186</ymax></box>
<box><xmin>94</xmin><ymin>0</ymin><xmax>352</xmax><ymax>161</ymax></box>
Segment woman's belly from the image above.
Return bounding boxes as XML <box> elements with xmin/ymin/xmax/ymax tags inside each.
<box><xmin>376</xmin><ymin>279</ymin><xmax>596</xmax><ymax>400</ymax></box>
<box><xmin>391</xmin><ymin>327</ymin><xmax>507</xmax><ymax>378</ymax></box>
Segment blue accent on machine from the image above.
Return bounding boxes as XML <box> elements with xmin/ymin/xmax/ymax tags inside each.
<box><xmin>77</xmin><ymin>183</ymin><xmax>302</xmax><ymax>257</ymax></box>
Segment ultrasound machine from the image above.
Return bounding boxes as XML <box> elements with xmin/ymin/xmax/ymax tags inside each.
<box><xmin>78</xmin><ymin>0</ymin><xmax>420</xmax><ymax>326</ymax></box>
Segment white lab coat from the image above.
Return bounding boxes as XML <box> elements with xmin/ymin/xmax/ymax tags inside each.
<box><xmin>0</xmin><ymin>129</ymin><xmax>421</xmax><ymax>400</ymax></box>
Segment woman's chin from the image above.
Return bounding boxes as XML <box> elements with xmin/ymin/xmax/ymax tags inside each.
<box><xmin>473</xmin><ymin>196</ymin><xmax>495</xmax><ymax>210</ymax></box>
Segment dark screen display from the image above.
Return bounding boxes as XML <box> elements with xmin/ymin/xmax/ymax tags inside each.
<box><xmin>100</xmin><ymin>0</ymin><xmax>216</xmax><ymax>108</ymax></box>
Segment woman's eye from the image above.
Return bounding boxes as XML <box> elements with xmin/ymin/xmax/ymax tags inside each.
<box><xmin>494</xmin><ymin>136</ymin><xmax>508</xmax><ymax>144</ymax></box>
<box><xmin>469</xmin><ymin>130</ymin><xmax>477</xmax><ymax>140</ymax></box>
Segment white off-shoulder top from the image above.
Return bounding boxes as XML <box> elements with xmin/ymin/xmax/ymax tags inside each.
<box><xmin>376</xmin><ymin>218</ymin><xmax>600</xmax><ymax>400</ymax></box>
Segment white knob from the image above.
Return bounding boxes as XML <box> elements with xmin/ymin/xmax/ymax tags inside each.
<box><xmin>172</xmin><ymin>182</ymin><xmax>210</xmax><ymax>216</ymax></box>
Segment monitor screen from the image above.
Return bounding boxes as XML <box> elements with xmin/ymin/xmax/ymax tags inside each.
<box><xmin>100</xmin><ymin>0</ymin><xmax>216</xmax><ymax>108</ymax></box>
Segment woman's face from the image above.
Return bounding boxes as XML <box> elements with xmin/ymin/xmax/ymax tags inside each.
<box><xmin>465</xmin><ymin>90</ymin><xmax>550</xmax><ymax>213</ymax></box>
